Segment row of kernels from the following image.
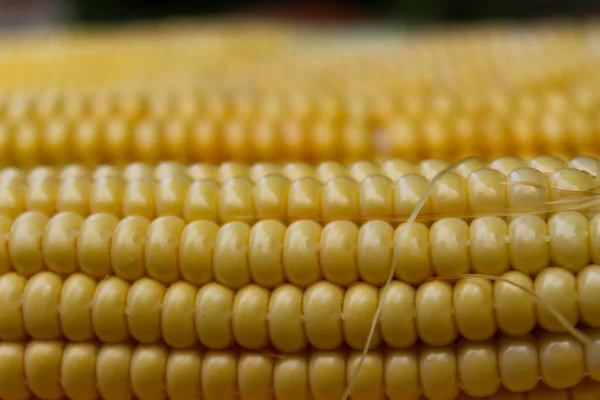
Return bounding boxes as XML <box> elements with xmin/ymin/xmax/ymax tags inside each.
<box><xmin>2</xmin><ymin>211</ymin><xmax>600</xmax><ymax>286</ymax></box>
<box><xmin>6</xmin><ymin>155</ymin><xmax>600</xmax><ymax>183</ymax></box>
<box><xmin>0</xmin><ymin>92</ymin><xmax>364</xmax><ymax>126</ymax></box>
<box><xmin>0</xmin><ymin>88</ymin><xmax>420</xmax><ymax>124</ymax></box>
<box><xmin>2</xmin><ymin>266</ymin><xmax>599</xmax><ymax>349</ymax></box>
<box><xmin>0</xmin><ymin>119</ymin><xmax>373</xmax><ymax>166</ymax></box>
<box><xmin>389</xmin><ymin>89</ymin><xmax>596</xmax><ymax>120</ymax></box>
<box><xmin>7</xmin><ymin>99</ymin><xmax>599</xmax><ymax>141</ymax></box>
<box><xmin>0</xmin><ymin>165</ymin><xmax>597</xmax><ymax>224</ymax></box>
<box><xmin>1</xmin><ymin>337</ymin><xmax>600</xmax><ymax>400</ymax></box>
<box><xmin>0</xmin><ymin>174</ymin><xmax>454</xmax><ymax>223</ymax></box>
<box><xmin>4</xmin><ymin>85</ymin><xmax>600</xmax><ymax>120</ymax></box>
<box><xmin>5</xmin><ymin>90</ymin><xmax>600</xmax><ymax>132</ymax></box>
<box><xmin>391</xmin><ymin>88</ymin><xmax>600</xmax><ymax>118</ymax></box>
<box><xmin>382</xmin><ymin>112</ymin><xmax>600</xmax><ymax>161</ymax></box>
<box><xmin>493</xmin><ymin>381</ymin><xmax>600</xmax><ymax>400</ymax></box>
<box><xmin>4</xmin><ymin>112</ymin><xmax>600</xmax><ymax>166</ymax></box>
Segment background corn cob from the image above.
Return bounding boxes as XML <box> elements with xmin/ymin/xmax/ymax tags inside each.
<box><xmin>0</xmin><ymin>23</ymin><xmax>598</xmax><ymax>163</ymax></box>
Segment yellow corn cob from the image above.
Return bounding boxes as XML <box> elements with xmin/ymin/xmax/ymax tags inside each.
<box><xmin>0</xmin><ymin>24</ymin><xmax>599</xmax><ymax>162</ymax></box>
<box><xmin>2</xmin><ymin>210</ymin><xmax>600</xmax><ymax>283</ymax></box>
<box><xmin>0</xmin><ymin>158</ymin><xmax>597</xmax><ymax>222</ymax></box>
<box><xmin>1</xmin><ymin>337</ymin><xmax>599</xmax><ymax>400</ymax></box>
<box><xmin>1</xmin><ymin>266</ymin><xmax>598</xmax><ymax>349</ymax></box>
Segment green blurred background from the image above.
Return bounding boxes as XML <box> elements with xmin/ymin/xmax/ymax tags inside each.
<box><xmin>2</xmin><ymin>0</ymin><xmax>596</xmax><ymax>32</ymax></box>
<box><xmin>70</xmin><ymin>0</ymin><xmax>598</xmax><ymax>23</ymax></box>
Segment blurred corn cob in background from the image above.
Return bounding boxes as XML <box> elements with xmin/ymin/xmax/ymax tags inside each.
<box><xmin>0</xmin><ymin>21</ymin><xmax>599</xmax><ymax>164</ymax></box>
<box><xmin>1</xmin><ymin>20</ymin><xmax>600</xmax><ymax>400</ymax></box>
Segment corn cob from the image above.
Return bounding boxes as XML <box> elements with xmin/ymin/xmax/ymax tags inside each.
<box><xmin>3</xmin><ymin>22</ymin><xmax>600</xmax><ymax>400</ymax></box>
<box><xmin>0</xmin><ymin>160</ymin><xmax>597</xmax><ymax>223</ymax></box>
<box><xmin>1</xmin><ymin>335</ymin><xmax>599</xmax><ymax>400</ymax></box>
<box><xmin>1</xmin><ymin>24</ymin><xmax>599</xmax><ymax>163</ymax></box>
<box><xmin>1</xmin><ymin>266</ymin><xmax>598</xmax><ymax>349</ymax></box>
<box><xmin>2</xmin><ymin>210</ymin><xmax>600</xmax><ymax>285</ymax></box>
